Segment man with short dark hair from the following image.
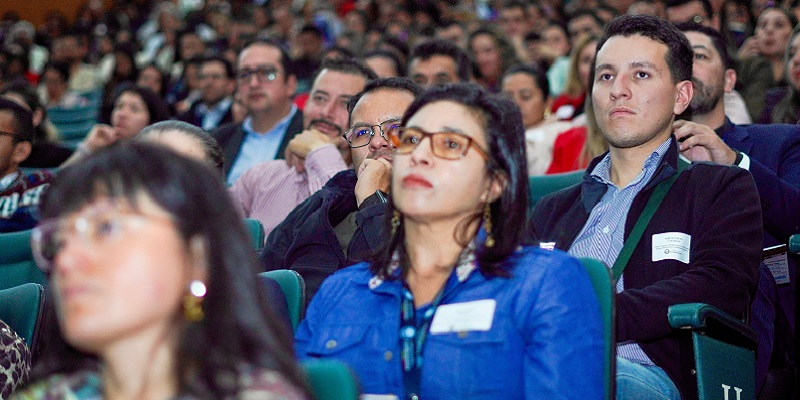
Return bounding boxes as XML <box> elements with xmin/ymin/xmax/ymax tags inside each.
<box><xmin>530</xmin><ymin>15</ymin><xmax>762</xmax><ymax>400</ymax></box>
<box><xmin>177</xmin><ymin>56</ymin><xmax>236</xmax><ymax>131</ymax></box>
<box><xmin>499</xmin><ymin>0</ymin><xmax>533</xmax><ymax>39</ymax></box>
<box><xmin>0</xmin><ymin>98</ymin><xmax>52</xmax><ymax>232</ymax></box>
<box><xmin>567</xmin><ymin>10</ymin><xmax>606</xmax><ymax>42</ymax></box>
<box><xmin>212</xmin><ymin>39</ymin><xmax>303</xmax><ymax>185</ymax></box>
<box><xmin>261</xmin><ymin>78</ymin><xmax>424</xmax><ymax>298</ymax></box>
<box><xmin>406</xmin><ymin>39</ymin><xmax>471</xmax><ymax>88</ymax></box>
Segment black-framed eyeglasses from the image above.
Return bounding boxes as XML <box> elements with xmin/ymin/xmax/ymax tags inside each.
<box><xmin>236</xmin><ymin>67</ymin><xmax>280</xmax><ymax>83</ymax></box>
<box><xmin>343</xmin><ymin>119</ymin><xmax>402</xmax><ymax>148</ymax></box>
<box><xmin>395</xmin><ymin>127</ymin><xmax>490</xmax><ymax>160</ymax></box>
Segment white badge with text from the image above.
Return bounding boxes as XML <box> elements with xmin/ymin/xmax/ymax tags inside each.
<box><xmin>429</xmin><ymin>299</ymin><xmax>496</xmax><ymax>334</ymax></box>
<box><xmin>652</xmin><ymin>232</ymin><xmax>691</xmax><ymax>264</ymax></box>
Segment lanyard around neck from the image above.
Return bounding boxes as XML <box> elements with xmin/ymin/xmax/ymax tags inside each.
<box><xmin>399</xmin><ymin>283</ymin><xmax>447</xmax><ymax>400</ymax></box>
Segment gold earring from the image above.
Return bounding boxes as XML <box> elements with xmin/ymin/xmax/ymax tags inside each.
<box><xmin>391</xmin><ymin>210</ymin><xmax>401</xmax><ymax>235</ymax></box>
<box><xmin>483</xmin><ymin>202</ymin><xmax>495</xmax><ymax>248</ymax></box>
<box><xmin>183</xmin><ymin>280</ymin><xmax>206</xmax><ymax>322</ymax></box>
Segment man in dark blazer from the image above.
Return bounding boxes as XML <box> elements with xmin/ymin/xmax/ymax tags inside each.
<box><xmin>674</xmin><ymin>23</ymin><xmax>800</xmax><ymax>392</ymax></box>
<box><xmin>212</xmin><ymin>39</ymin><xmax>303</xmax><ymax>185</ymax></box>
<box><xmin>530</xmin><ymin>16</ymin><xmax>763</xmax><ymax>400</ymax></box>
<box><xmin>177</xmin><ymin>56</ymin><xmax>236</xmax><ymax>131</ymax></box>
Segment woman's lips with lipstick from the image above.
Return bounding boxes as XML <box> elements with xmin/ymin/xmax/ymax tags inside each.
<box><xmin>401</xmin><ymin>174</ymin><xmax>433</xmax><ymax>188</ymax></box>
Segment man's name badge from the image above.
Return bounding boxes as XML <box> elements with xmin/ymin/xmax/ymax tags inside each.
<box><xmin>652</xmin><ymin>232</ymin><xmax>691</xmax><ymax>264</ymax></box>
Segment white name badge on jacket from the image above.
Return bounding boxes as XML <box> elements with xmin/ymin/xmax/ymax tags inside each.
<box><xmin>652</xmin><ymin>232</ymin><xmax>691</xmax><ymax>264</ymax></box>
<box><xmin>429</xmin><ymin>299</ymin><xmax>496</xmax><ymax>334</ymax></box>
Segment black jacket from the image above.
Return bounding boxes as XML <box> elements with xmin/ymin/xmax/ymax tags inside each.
<box><xmin>529</xmin><ymin>138</ymin><xmax>763</xmax><ymax>400</ymax></box>
<box><xmin>176</xmin><ymin>99</ymin><xmax>234</xmax><ymax>130</ymax></box>
<box><xmin>260</xmin><ymin>169</ymin><xmax>387</xmax><ymax>299</ymax></box>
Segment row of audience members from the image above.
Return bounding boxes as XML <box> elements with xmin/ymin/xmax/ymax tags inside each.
<box><xmin>0</xmin><ymin>13</ymin><xmax>798</xmax><ymax>400</ymax></box>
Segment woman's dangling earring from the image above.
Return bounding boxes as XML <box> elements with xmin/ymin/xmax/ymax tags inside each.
<box><xmin>183</xmin><ymin>280</ymin><xmax>207</xmax><ymax>322</ymax></box>
<box><xmin>391</xmin><ymin>210</ymin><xmax>401</xmax><ymax>235</ymax></box>
<box><xmin>483</xmin><ymin>202</ymin><xmax>495</xmax><ymax>248</ymax></box>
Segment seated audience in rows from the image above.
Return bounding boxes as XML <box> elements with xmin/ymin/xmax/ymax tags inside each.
<box><xmin>407</xmin><ymin>39</ymin><xmax>472</xmax><ymax>88</ymax></box>
<box><xmin>736</xmin><ymin>7</ymin><xmax>796</xmax><ymax>119</ymax></box>
<box><xmin>567</xmin><ymin>10</ymin><xmax>606</xmax><ymax>43</ymax></box>
<box><xmin>262</xmin><ymin>78</ymin><xmax>423</xmax><ymax>298</ymax></box>
<box><xmin>0</xmin><ymin>81</ymin><xmax>73</xmax><ymax>167</ymax></box>
<box><xmin>674</xmin><ymin>23</ymin><xmax>800</xmax><ymax>391</ymax></box>
<box><xmin>99</xmin><ymin>46</ymin><xmax>138</xmax><ymax>123</ymax></box>
<box><xmin>16</xmin><ymin>141</ymin><xmax>308</xmax><ymax>399</ymax></box>
<box><xmin>468</xmin><ymin>26</ymin><xmax>520</xmax><ymax>93</ymax></box>
<box><xmin>498</xmin><ymin>0</ymin><xmax>536</xmax><ymax>58</ymax></box>
<box><xmin>538</xmin><ymin>23</ymin><xmax>572</xmax><ymax>97</ymax></box>
<box><xmin>362</xmin><ymin>49</ymin><xmax>403</xmax><ymax>79</ymax></box>
<box><xmin>502</xmin><ymin>64</ymin><xmax>572</xmax><ymax>175</ymax></box>
<box><xmin>229</xmin><ymin>58</ymin><xmax>374</xmax><ymax>236</ymax></box>
<box><xmin>40</xmin><ymin>62</ymin><xmax>88</xmax><ymax>108</ymax></box>
<box><xmin>530</xmin><ymin>15</ymin><xmax>763</xmax><ymax>400</ymax></box>
<box><xmin>212</xmin><ymin>39</ymin><xmax>303</xmax><ymax>185</ymax></box>
<box><xmin>295</xmin><ymin>82</ymin><xmax>603</xmax><ymax>398</ymax></box>
<box><xmin>663</xmin><ymin>0</ymin><xmax>754</xmax><ymax>124</ymax></box>
<box><xmin>0</xmin><ymin>98</ymin><xmax>53</xmax><ymax>232</ymax></box>
<box><xmin>764</xmin><ymin>25</ymin><xmax>800</xmax><ymax>123</ymax></box>
<box><xmin>135</xmin><ymin>64</ymin><xmax>169</xmax><ymax>99</ymax></box>
<box><xmin>62</xmin><ymin>85</ymin><xmax>170</xmax><ymax>166</ymax></box>
<box><xmin>550</xmin><ymin>34</ymin><xmax>598</xmax><ymax>122</ymax></box>
<box><xmin>177</xmin><ymin>56</ymin><xmax>236</xmax><ymax>131</ymax></box>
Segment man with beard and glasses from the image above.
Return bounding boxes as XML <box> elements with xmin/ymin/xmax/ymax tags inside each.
<box><xmin>674</xmin><ymin>23</ymin><xmax>800</xmax><ymax>393</ymax></box>
<box><xmin>229</xmin><ymin>58</ymin><xmax>376</xmax><ymax>237</ymax></box>
<box><xmin>261</xmin><ymin>78</ymin><xmax>423</xmax><ymax>299</ymax></box>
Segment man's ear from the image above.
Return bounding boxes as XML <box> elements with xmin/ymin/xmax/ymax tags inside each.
<box><xmin>674</xmin><ymin>80</ymin><xmax>693</xmax><ymax>115</ymax></box>
<box><xmin>11</xmin><ymin>141</ymin><xmax>32</xmax><ymax>165</ymax></box>
<box><xmin>723</xmin><ymin>68</ymin><xmax>736</xmax><ymax>93</ymax></box>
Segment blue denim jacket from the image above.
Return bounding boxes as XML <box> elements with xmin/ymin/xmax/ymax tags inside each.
<box><xmin>295</xmin><ymin>246</ymin><xmax>604</xmax><ymax>399</ymax></box>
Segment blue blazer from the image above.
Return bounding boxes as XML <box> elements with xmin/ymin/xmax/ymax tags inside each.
<box><xmin>720</xmin><ymin>119</ymin><xmax>800</xmax><ymax>243</ymax></box>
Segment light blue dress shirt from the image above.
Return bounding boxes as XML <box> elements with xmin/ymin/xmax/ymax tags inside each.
<box><xmin>568</xmin><ymin>137</ymin><xmax>672</xmax><ymax>365</ymax></box>
<box><xmin>227</xmin><ymin>105</ymin><xmax>298</xmax><ymax>185</ymax></box>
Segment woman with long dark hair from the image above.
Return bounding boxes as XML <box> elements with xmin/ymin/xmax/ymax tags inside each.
<box><xmin>295</xmin><ymin>83</ymin><xmax>603</xmax><ymax>398</ymax></box>
<box><xmin>15</xmin><ymin>142</ymin><xmax>308</xmax><ymax>399</ymax></box>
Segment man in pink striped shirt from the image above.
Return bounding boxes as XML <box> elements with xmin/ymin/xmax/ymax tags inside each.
<box><xmin>229</xmin><ymin>58</ymin><xmax>376</xmax><ymax>237</ymax></box>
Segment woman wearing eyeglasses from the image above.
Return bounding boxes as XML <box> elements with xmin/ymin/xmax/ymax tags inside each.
<box><xmin>295</xmin><ymin>83</ymin><xmax>603</xmax><ymax>399</ymax></box>
<box><xmin>14</xmin><ymin>142</ymin><xmax>308</xmax><ymax>399</ymax></box>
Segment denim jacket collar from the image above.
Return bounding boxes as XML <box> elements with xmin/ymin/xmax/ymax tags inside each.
<box><xmin>367</xmin><ymin>240</ymin><xmax>479</xmax><ymax>293</ymax></box>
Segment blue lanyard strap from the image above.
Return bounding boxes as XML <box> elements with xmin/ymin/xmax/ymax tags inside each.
<box><xmin>399</xmin><ymin>284</ymin><xmax>447</xmax><ymax>400</ymax></box>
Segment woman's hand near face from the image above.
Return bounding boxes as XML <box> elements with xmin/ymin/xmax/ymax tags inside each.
<box><xmin>737</xmin><ymin>37</ymin><xmax>760</xmax><ymax>60</ymax></box>
<box><xmin>83</xmin><ymin>124</ymin><xmax>120</xmax><ymax>152</ymax></box>
<box><xmin>355</xmin><ymin>158</ymin><xmax>392</xmax><ymax>206</ymax></box>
